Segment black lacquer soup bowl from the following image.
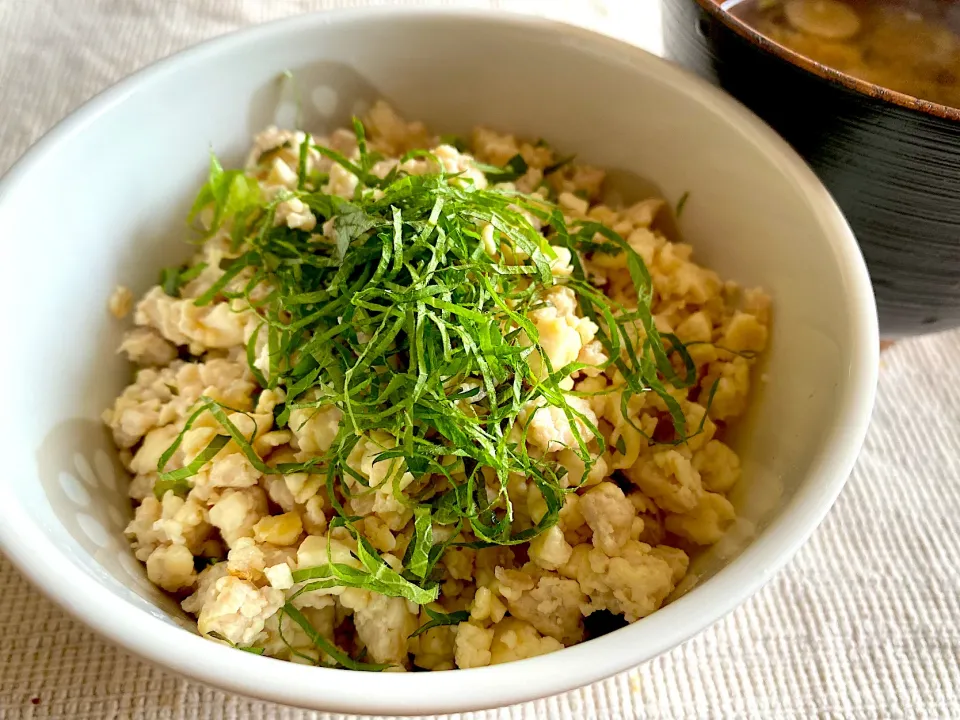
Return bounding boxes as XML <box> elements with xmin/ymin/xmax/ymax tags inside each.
<box><xmin>662</xmin><ymin>0</ymin><xmax>960</xmax><ymax>337</ymax></box>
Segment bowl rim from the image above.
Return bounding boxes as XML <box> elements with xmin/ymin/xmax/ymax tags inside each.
<box><xmin>0</xmin><ymin>6</ymin><xmax>879</xmax><ymax>715</ymax></box>
<box><xmin>698</xmin><ymin>0</ymin><xmax>960</xmax><ymax>123</ymax></box>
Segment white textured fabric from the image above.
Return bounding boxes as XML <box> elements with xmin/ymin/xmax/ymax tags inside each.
<box><xmin>1</xmin><ymin>1</ymin><xmax>959</xmax><ymax>718</ymax></box>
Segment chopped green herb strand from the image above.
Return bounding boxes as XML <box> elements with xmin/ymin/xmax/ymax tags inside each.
<box><xmin>476</xmin><ymin>153</ymin><xmax>529</xmax><ymax>183</ymax></box>
<box><xmin>409</xmin><ymin>607</ymin><xmax>470</xmax><ymax>638</ymax></box>
<box><xmin>279</xmin><ymin>69</ymin><xmax>304</xmax><ymax>131</ymax></box>
<box><xmin>159</xmin><ymin>262</ymin><xmax>208</xmax><ymax>297</ymax></box>
<box><xmin>159</xmin><ymin>267</ymin><xmax>179</xmax><ymax>296</ymax></box>
<box><xmin>297</xmin><ymin>132</ymin><xmax>312</xmax><ymax>190</ymax></box>
<box><xmin>281</xmin><ymin>603</ymin><xmax>389</xmax><ymax>671</ymax></box>
<box><xmin>193</xmin><ymin>556</ymin><xmax>219</xmax><ymax>572</ymax></box>
<box><xmin>189</xmin><ymin>152</ymin><xmax>260</xmax><ymax>231</ymax></box>
<box><xmin>614</xmin><ymin>435</ymin><xmax>627</xmax><ymax>455</ymax></box>
<box><xmin>675</xmin><ymin>191</ymin><xmax>690</xmax><ymax>218</ymax></box>
<box><xmin>291</xmin><ymin>547</ymin><xmax>438</xmax><ymax>604</ymax></box>
<box><xmin>159</xmin><ymin>118</ymin><xmax>712</xmax><ymax>657</ymax></box>
<box><xmin>543</xmin><ymin>153</ymin><xmax>576</xmax><ymax>175</ymax></box>
<box><xmin>206</xmin><ymin>631</ymin><xmax>265</xmax><ymax>655</ymax></box>
<box><xmin>405</xmin><ymin>506</ymin><xmax>434</xmax><ymax>580</ymax></box>
<box><xmin>154</xmin><ymin>433</ymin><xmax>229</xmax><ymax>498</ymax></box>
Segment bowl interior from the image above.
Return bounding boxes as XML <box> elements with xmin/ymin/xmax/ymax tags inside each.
<box><xmin>0</xmin><ymin>10</ymin><xmax>875</xmax><ymax>714</ymax></box>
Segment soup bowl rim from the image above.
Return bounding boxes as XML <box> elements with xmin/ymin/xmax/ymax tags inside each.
<box><xmin>699</xmin><ymin>0</ymin><xmax>960</xmax><ymax>122</ymax></box>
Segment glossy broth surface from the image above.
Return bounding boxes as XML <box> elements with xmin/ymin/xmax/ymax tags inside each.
<box><xmin>725</xmin><ymin>0</ymin><xmax>960</xmax><ymax>108</ymax></box>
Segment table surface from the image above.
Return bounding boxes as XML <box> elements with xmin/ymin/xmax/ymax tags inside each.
<box><xmin>2</xmin><ymin>1</ymin><xmax>959</xmax><ymax>718</ymax></box>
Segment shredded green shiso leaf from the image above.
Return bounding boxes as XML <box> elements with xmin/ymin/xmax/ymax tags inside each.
<box><xmin>156</xmin><ymin>120</ymin><xmax>709</xmax><ymax>669</ymax></box>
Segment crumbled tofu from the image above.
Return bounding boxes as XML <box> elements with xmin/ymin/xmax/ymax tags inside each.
<box><xmin>264</xmin><ymin>563</ymin><xmax>294</xmax><ymax>590</ymax></box>
<box><xmin>108</xmin><ymin>285</ymin><xmax>134</xmax><ymax>319</ymax></box>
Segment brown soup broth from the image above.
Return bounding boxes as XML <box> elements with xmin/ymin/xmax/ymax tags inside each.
<box><xmin>724</xmin><ymin>0</ymin><xmax>960</xmax><ymax>108</ymax></box>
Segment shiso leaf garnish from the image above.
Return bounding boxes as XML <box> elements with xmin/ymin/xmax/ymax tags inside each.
<box><xmin>156</xmin><ymin>120</ymin><xmax>715</xmax><ymax>668</ymax></box>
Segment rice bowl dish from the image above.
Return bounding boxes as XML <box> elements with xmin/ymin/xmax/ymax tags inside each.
<box><xmin>0</xmin><ymin>9</ymin><xmax>878</xmax><ymax>713</ymax></box>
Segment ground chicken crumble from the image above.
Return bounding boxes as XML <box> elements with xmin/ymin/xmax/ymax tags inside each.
<box><xmin>103</xmin><ymin>100</ymin><xmax>770</xmax><ymax>670</ymax></box>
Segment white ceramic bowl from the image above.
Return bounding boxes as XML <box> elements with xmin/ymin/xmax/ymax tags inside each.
<box><xmin>0</xmin><ymin>8</ymin><xmax>878</xmax><ymax>716</ymax></box>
